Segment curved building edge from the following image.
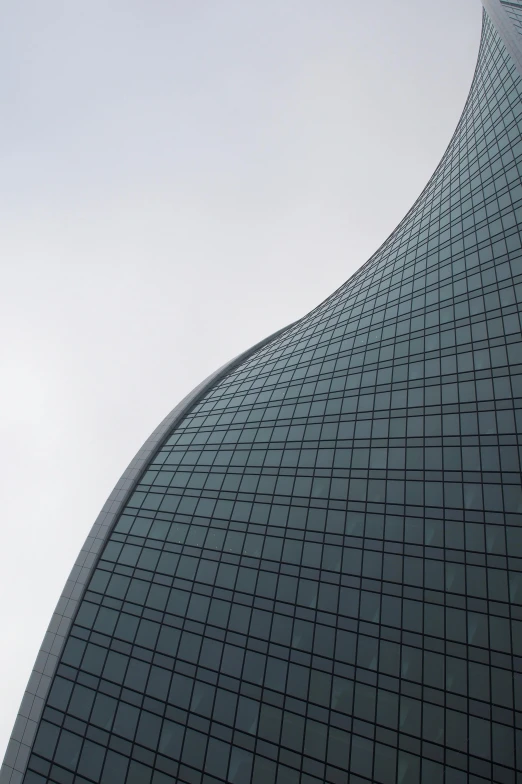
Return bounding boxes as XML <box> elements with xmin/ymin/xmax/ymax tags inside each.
<box><xmin>0</xmin><ymin>321</ymin><xmax>295</xmax><ymax>784</ymax></box>
<box><xmin>482</xmin><ymin>0</ymin><xmax>522</xmax><ymax>77</ymax></box>
<box><xmin>293</xmin><ymin>2</ymin><xmax>491</xmax><ymax>341</ymax></box>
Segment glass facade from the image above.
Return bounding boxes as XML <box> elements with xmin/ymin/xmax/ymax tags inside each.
<box><xmin>500</xmin><ymin>0</ymin><xmax>522</xmax><ymax>36</ymax></box>
<box><xmin>4</xmin><ymin>5</ymin><xmax>522</xmax><ymax>784</ymax></box>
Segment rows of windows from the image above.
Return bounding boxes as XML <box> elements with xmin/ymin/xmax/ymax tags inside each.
<box><xmin>501</xmin><ymin>0</ymin><xmax>522</xmax><ymax>38</ymax></box>
<box><xmin>95</xmin><ymin>518</ymin><xmax>522</xmax><ymax>610</ymax></box>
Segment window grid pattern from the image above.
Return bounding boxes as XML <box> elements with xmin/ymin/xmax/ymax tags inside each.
<box><xmin>23</xmin><ymin>12</ymin><xmax>522</xmax><ymax>784</ymax></box>
<box><xmin>500</xmin><ymin>0</ymin><xmax>522</xmax><ymax>37</ymax></box>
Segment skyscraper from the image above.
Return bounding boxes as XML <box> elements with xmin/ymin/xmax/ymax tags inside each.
<box><xmin>2</xmin><ymin>0</ymin><xmax>522</xmax><ymax>781</ymax></box>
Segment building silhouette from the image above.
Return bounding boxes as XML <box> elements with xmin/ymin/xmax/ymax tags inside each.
<box><xmin>3</xmin><ymin>1</ymin><xmax>522</xmax><ymax>782</ymax></box>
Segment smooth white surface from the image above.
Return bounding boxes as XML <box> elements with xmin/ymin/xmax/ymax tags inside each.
<box><xmin>0</xmin><ymin>0</ymin><xmax>480</xmax><ymax>761</ymax></box>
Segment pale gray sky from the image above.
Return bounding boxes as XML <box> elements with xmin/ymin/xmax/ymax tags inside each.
<box><xmin>0</xmin><ymin>0</ymin><xmax>481</xmax><ymax>760</ymax></box>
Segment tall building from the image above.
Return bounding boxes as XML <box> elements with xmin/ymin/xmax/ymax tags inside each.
<box><xmin>3</xmin><ymin>1</ymin><xmax>522</xmax><ymax>782</ymax></box>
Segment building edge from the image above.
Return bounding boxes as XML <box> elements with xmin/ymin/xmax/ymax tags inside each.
<box><xmin>0</xmin><ymin>321</ymin><xmax>295</xmax><ymax>784</ymax></box>
<box><xmin>482</xmin><ymin>0</ymin><xmax>522</xmax><ymax>76</ymax></box>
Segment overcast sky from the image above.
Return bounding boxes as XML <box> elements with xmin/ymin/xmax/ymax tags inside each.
<box><xmin>0</xmin><ymin>0</ymin><xmax>481</xmax><ymax>761</ymax></box>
